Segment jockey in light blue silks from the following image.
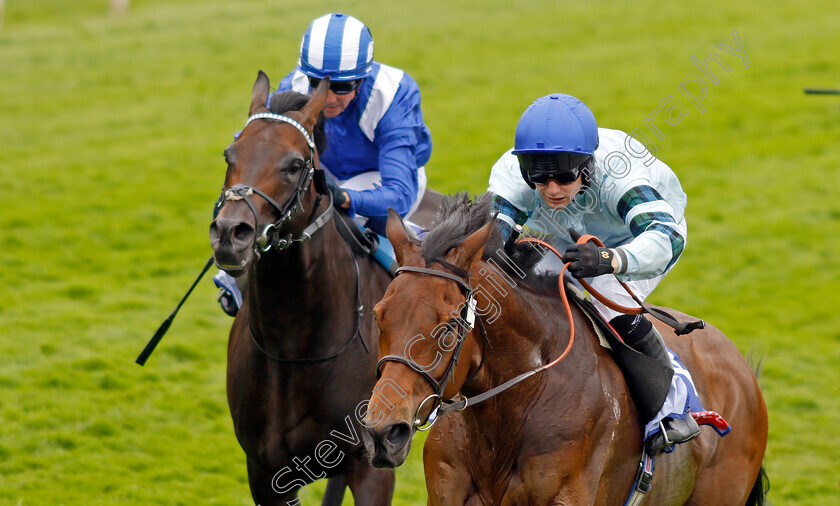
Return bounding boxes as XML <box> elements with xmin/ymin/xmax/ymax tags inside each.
<box><xmin>489</xmin><ymin>93</ymin><xmax>701</xmax><ymax>454</ymax></box>
<box><xmin>215</xmin><ymin>13</ymin><xmax>432</xmax><ymax>316</ymax></box>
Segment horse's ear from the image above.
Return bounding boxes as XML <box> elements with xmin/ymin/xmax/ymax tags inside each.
<box><xmin>386</xmin><ymin>208</ymin><xmax>421</xmax><ymax>266</ymax></box>
<box><xmin>250</xmin><ymin>70</ymin><xmax>270</xmax><ymax>115</ymax></box>
<box><xmin>301</xmin><ymin>77</ymin><xmax>329</xmax><ymax>130</ymax></box>
<box><xmin>448</xmin><ymin>221</ymin><xmax>493</xmax><ymax>271</ymax></box>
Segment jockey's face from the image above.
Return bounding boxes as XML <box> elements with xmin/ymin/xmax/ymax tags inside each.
<box><xmin>323</xmin><ymin>89</ymin><xmax>356</xmax><ymax>118</ymax></box>
<box><xmin>536</xmin><ymin>175</ymin><xmax>583</xmax><ymax>209</ymax></box>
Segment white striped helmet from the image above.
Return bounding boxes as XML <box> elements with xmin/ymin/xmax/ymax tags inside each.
<box><xmin>297</xmin><ymin>13</ymin><xmax>374</xmax><ymax>81</ymax></box>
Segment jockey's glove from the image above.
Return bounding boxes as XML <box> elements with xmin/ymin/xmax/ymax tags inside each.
<box><xmin>327</xmin><ymin>183</ymin><xmax>349</xmax><ymax>208</ymax></box>
<box><xmin>563</xmin><ymin>242</ymin><xmax>616</xmax><ymax>278</ymax></box>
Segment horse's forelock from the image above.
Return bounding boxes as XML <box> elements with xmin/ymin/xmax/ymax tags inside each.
<box><xmin>268</xmin><ymin>91</ymin><xmax>327</xmax><ymax>154</ymax></box>
<box><xmin>420</xmin><ymin>192</ymin><xmax>496</xmax><ymax>264</ymax></box>
<box><xmin>420</xmin><ymin>192</ymin><xmax>558</xmax><ymax>294</ymax></box>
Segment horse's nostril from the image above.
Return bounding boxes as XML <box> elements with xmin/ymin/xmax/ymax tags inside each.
<box><xmin>232</xmin><ymin>223</ymin><xmax>254</xmax><ymax>241</ymax></box>
<box><xmin>209</xmin><ymin>222</ymin><xmax>220</xmax><ymax>244</ymax></box>
<box><xmin>385</xmin><ymin>422</ymin><xmax>411</xmax><ymax>446</ymax></box>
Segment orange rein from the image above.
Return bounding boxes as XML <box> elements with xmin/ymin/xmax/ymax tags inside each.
<box><xmin>515</xmin><ymin>234</ymin><xmax>648</xmax><ymax>369</ymax></box>
<box><xmin>513</xmin><ymin>238</ymin><xmax>576</xmax><ymax>370</ymax></box>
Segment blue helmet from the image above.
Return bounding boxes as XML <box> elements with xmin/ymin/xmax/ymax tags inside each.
<box><xmin>512</xmin><ymin>94</ymin><xmax>599</xmax><ymax>188</ymax></box>
<box><xmin>297</xmin><ymin>13</ymin><xmax>374</xmax><ymax>81</ymax></box>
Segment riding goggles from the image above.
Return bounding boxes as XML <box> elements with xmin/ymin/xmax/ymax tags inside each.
<box><xmin>517</xmin><ymin>152</ymin><xmax>591</xmax><ymax>186</ymax></box>
<box><xmin>308</xmin><ymin>77</ymin><xmax>362</xmax><ymax>95</ymax></box>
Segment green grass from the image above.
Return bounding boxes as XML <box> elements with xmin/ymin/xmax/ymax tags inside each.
<box><xmin>2</xmin><ymin>0</ymin><xmax>839</xmax><ymax>503</ymax></box>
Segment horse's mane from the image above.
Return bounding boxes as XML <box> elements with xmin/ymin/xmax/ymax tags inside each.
<box><xmin>268</xmin><ymin>90</ymin><xmax>328</xmax><ymax>154</ymax></box>
<box><xmin>421</xmin><ymin>192</ymin><xmax>496</xmax><ymax>264</ymax></box>
<box><xmin>421</xmin><ymin>192</ymin><xmax>558</xmax><ymax>293</ymax></box>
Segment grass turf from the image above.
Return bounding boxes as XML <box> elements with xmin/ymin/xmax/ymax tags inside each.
<box><xmin>1</xmin><ymin>0</ymin><xmax>838</xmax><ymax>503</ymax></box>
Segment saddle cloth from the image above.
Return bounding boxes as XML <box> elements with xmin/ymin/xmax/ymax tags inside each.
<box><xmin>566</xmin><ymin>286</ymin><xmax>730</xmax><ymax>452</ymax></box>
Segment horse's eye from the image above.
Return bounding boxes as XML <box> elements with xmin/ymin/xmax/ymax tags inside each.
<box><xmin>285</xmin><ymin>159</ymin><xmax>304</xmax><ymax>174</ymax></box>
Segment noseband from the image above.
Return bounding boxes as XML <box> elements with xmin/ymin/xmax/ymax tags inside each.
<box><xmin>216</xmin><ymin>112</ymin><xmax>333</xmax><ymax>253</ymax></box>
<box><xmin>376</xmin><ymin>261</ymin><xmax>575</xmax><ymax>432</ymax></box>
<box><xmin>376</xmin><ymin>265</ymin><xmax>486</xmax><ymax>430</ymax></box>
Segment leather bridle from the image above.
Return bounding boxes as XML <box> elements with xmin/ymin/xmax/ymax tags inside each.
<box><xmin>216</xmin><ymin>112</ymin><xmax>367</xmax><ymax>363</ymax></box>
<box><xmin>215</xmin><ymin>112</ymin><xmax>333</xmax><ymax>254</ymax></box>
<box><xmin>376</xmin><ymin>265</ymin><xmax>487</xmax><ymax>430</ymax></box>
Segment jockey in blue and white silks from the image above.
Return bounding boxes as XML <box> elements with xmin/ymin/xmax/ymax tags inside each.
<box><xmin>488</xmin><ymin>94</ymin><xmax>701</xmax><ymax>454</ymax></box>
<box><xmin>278</xmin><ymin>60</ymin><xmax>432</xmax><ymax>235</ymax></box>
<box><xmin>214</xmin><ymin>13</ymin><xmax>432</xmax><ymax>316</ymax></box>
<box><xmin>275</xmin><ymin>13</ymin><xmax>432</xmax><ymax>236</ymax></box>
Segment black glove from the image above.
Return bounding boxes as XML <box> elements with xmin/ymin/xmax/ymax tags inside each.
<box><xmin>563</xmin><ymin>242</ymin><xmax>615</xmax><ymax>278</ymax></box>
<box><xmin>327</xmin><ymin>183</ymin><xmax>349</xmax><ymax>208</ymax></box>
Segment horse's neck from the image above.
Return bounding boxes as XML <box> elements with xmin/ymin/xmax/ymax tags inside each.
<box><xmin>456</xmin><ymin>285</ymin><xmax>604</xmax><ymax>488</ymax></box>
<box><xmin>247</xmin><ymin>222</ymin><xmax>354</xmax><ymax>340</ymax></box>
<box><xmin>461</xmin><ymin>279</ymin><xmax>599</xmax><ymax>432</ymax></box>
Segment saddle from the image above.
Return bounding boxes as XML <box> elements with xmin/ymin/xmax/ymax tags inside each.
<box><xmin>563</xmin><ymin>283</ymin><xmax>731</xmax><ymax>505</ymax></box>
<box><xmin>563</xmin><ymin>282</ymin><xmax>675</xmax><ymax>418</ymax></box>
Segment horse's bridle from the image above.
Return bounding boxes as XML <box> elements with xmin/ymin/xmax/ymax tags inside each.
<box><xmin>216</xmin><ymin>112</ymin><xmax>334</xmax><ymax>254</ymax></box>
<box><xmin>375</xmin><ymin>260</ymin><xmax>576</xmax><ymax>432</ymax></box>
<box><xmin>376</xmin><ymin>264</ymin><xmax>487</xmax><ymax>430</ymax></box>
<box><xmin>217</xmin><ymin>112</ymin><xmax>368</xmax><ymax>363</ymax></box>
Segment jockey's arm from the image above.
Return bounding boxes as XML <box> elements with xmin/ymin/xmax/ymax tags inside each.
<box><xmin>610</xmin><ymin>183</ymin><xmax>686</xmax><ymax>282</ymax></box>
<box><xmin>487</xmin><ymin>150</ymin><xmax>536</xmax><ymax>241</ymax></box>
<box><xmin>343</xmin><ymin>130</ymin><xmax>419</xmax><ymax>219</ymax></box>
<box><xmin>491</xmin><ymin>194</ymin><xmax>529</xmax><ymax>242</ymax></box>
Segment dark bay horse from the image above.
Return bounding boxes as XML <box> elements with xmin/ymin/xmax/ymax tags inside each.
<box><xmin>363</xmin><ymin>193</ymin><xmax>768</xmax><ymax>505</ymax></box>
<box><xmin>210</xmin><ymin>71</ymin><xmax>395</xmax><ymax>505</ymax></box>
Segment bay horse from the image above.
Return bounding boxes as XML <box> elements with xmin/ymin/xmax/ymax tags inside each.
<box><xmin>210</xmin><ymin>71</ymin><xmax>397</xmax><ymax>505</ymax></box>
<box><xmin>363</xmin><ymin>193</ymin><xmax>768</xmax><ymax>505</ymax></box>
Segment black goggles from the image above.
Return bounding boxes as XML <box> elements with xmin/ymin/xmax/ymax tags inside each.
<box><xmin>308</xmin><ymin>77</ymin><xmax>361</xmax><ymax>95</ymax></box>
<box><xmin>517</xmin><ymin>153</ymin><xmax>590</xmax><ymax>186</ymax></box>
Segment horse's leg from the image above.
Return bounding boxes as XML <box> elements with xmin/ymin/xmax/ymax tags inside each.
<box><xmin>320</xmin><ymin>475</ymin><xmax>346</xmax><ymax>506</ymax></box>
<box><xmin>245</xmin><ymin>456</ymin><xmax>300</xmax><ymax>506</ymax></box>
<box><xmin>343</xmin><ymin>453</ymin><xmax>395</xmax><ymax>505</ymax></box>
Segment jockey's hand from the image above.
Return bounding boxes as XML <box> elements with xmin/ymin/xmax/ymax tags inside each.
<box><xmin>563</xmin><ymin>242</ymin><xmax>616</xmax><ymax>278</ymax></box>
<box><xmin>327</xmin><ymin>183</ymin><xmax>350</xmax><ymax>209</ymax></box>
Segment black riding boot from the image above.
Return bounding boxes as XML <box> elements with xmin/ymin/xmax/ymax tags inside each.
<box><xmin>610</xmin><ymin>314</ymin><xmax>701</xmax><ymax>454</ymax></box>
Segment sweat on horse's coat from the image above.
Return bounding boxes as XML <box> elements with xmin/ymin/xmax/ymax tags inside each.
<box><xmin>363</xmin><ymin>192</ymin><xmax>768</xmax><ymax>505</ymax></box>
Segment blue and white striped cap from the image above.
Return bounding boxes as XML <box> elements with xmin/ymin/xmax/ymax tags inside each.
<box><xmin>297</xmin><ymin>13</ymin><xmax>374</xmax><ymax>81</ymax></box>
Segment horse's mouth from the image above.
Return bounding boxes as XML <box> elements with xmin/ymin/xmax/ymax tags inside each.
<box><xmin>213</xmin><ymin>257</ymin><xmax>250</xmax><ymax>277</ymax></box>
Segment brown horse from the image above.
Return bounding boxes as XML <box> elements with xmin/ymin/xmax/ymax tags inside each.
<box><xmin>363</xmin><ymin>193</ymin><xmax>768</xmax><ymax>505</ymax></box>
<box><xmin>210</xmin><ymin>71</ymin><xmax>396</xmax><ymax>505</ymax></box>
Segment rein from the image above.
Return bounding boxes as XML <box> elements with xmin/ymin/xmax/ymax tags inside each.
<box><xmin>377</xmin><ymin>258</ymin><xmax>577</xmax><ymax>429</ymax></box>
<box><xmin>519</xmin><ymin>235</ymin><xmax>705</xmax><ymax>336</ymax></box>
<box><xmin>387</xmin><ymin>232</ymin><xmax>692</xmax><ymax>426</ymax></box>
<box><xmin>437</xmin><ymin>250</ymin><xmax>577</xmax><ymax>417</ymax></box>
